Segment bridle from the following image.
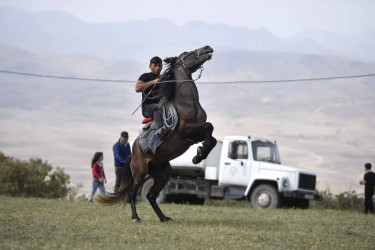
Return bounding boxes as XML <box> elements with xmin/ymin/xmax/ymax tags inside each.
<box><xmin>181</xmin><ymin>51</ymin><xmax>202</xmax><ymax>72</ymax></box>
<box><xmin>158</xmin><ymin>51</ymin><xmax>205</xmax><ymax>84</ymax></box>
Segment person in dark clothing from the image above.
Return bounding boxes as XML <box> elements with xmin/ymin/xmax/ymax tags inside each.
<box><xmin>113</xmin><ymin>131</ymin><xmax>131</xmax><ymax>192</ymax></box>
<box><xmin>135</xmin><ymin>56</ymin><xmax>165</xmax><ymax>135</ymax></box>
<box><xmin>360</xmin><ymin>162</ymin><xmax>375</xmax><ymax>214</ymax></box>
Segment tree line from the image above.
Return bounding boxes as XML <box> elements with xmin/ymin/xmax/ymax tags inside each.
<box><xmin>0</xmin><ymin>151</ymin><xmax>71</xmax><ymax>198</ymax></box>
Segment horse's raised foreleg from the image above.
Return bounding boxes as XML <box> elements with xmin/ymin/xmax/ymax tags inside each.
<box><xmin>186</xmin><ymin>122</ymin><xmax>217</xmax><ymax>164</ymax></box>
<box><xmin>147</xmin><ymin>162</ymin><xmax>172</xmax><ymax>222</ymax></box>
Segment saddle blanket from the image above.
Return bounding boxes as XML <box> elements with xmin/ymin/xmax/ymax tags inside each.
<box><xmin>138</xmin><ymin>101</ymin><xmax>178</xmax><ymax>155</ymax></box>
<box><xmin>138</xmin><ymin>129</ymin><xmax>163</xmax><ymax>155</ymax></box>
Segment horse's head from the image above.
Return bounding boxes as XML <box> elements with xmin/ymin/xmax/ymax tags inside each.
<box><xmin>164</xmin><ymin>46</ymin><xmax>214</xmax><ymax>74</ymax></box>
<box><xmin>157</xmin><ymin>46</ymin><xmax>213</xmax><ymax>101</ymax></box>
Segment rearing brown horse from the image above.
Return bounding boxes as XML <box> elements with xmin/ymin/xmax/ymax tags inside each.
<box><xmin>95</xmin><ymin>46</ymin><xmax>217</xmax><ymax>222</ymax></box>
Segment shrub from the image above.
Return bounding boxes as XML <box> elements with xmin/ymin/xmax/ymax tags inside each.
<box><xmin>311</xmin><ymin>189</ymin><xmax>338</xmax><ymax>209</ymax></box>
<box><xmin>336</xmin><ymin>190</ymin><xmax>364</xmax><ymax>211</ymax></box>
<box><xmin>311</xmin><ymin>188</ymin><xmax>368</xmax><ymax>212</ymax></box>
<box><xmin>0</xmin><ymin>151</ymin><xmax>71</xmax><ymax>198</ymax></box>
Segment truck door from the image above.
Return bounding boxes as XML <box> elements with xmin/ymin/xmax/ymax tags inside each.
<box><xmin>220</xmin><ymin>140</ymin><xmax>251</xmax><ymax>186</ymax></box>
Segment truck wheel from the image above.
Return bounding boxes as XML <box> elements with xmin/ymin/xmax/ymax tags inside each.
<box><xmin>250</xmin><ymin>184</ymin><xmax>280</xmax><ymax>209</ymax></box>
<box><xmin>140</xmin><ymin>178</ymin><xmax>166</xmax><ymax>204</ymax></box>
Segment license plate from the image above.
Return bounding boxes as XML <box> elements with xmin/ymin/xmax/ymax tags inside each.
<box><xmin>305</xmin><ymin>194</ymin><xmax>314</xmax><ymax>200</ymax></box>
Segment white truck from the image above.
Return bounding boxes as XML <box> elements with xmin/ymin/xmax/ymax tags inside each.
<box><xmin>140</xmin><ymin>135</ymin><xmax>321</xmax><ymax>209</ymax></box>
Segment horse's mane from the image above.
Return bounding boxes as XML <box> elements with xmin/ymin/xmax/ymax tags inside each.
<box><xmin>154</xmin><ymin>59</ymin><xmax>176</xmax><ymax>102</ymax></box>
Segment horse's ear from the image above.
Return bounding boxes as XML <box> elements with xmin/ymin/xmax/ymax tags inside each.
<box><xmin>164</xmin><ymin>57</ymin><xmax>177</xmax><ymax>65</ymax></box>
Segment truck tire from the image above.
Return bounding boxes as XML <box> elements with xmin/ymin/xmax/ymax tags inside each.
<box><xmin>250</xmin><ymin>184</ymin><xmax>280</xmax><ymax>209</ymax></box>
<box><xmin>140</xmin><ymin>178</ymin><xmax>166</xmax><ymax>204</ymax></box>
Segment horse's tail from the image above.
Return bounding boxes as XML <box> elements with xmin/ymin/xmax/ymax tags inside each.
<box><xmin>94</xmin><ymin>155</ymin><xmax>133</xmax><ymax>205</ymax></box>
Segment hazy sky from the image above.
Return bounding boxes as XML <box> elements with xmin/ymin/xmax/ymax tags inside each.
<box><xmin>1</xmin><ymin>0</ymin><xmax>374</xmax><ymax>38</ymax></box>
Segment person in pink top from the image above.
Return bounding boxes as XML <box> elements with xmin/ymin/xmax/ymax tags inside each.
<box><xmin>89</xmin><ymin>152</ymin><xmax>107</xmax><ymax>202</ymax></box>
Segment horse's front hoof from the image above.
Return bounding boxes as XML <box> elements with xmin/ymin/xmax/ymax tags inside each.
<box><xmin>161</xmin><ymin>217</ymin><xmax>173</xmax><ymax>222</ymax></box>
<box><xmin>197</xmin><ymin>146</ymin><xmax>203</xmax><ymax>157</ymax></box>
<box><xmin>192</xmin><ymin>156</ymin><xmax>202</xmax><ymax>164</ymax></box>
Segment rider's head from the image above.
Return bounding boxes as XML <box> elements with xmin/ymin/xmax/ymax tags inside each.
<box><xmin>149</xmin><ymin>56</ymin><xmax>163</xmax><ymax>75</ymax></box>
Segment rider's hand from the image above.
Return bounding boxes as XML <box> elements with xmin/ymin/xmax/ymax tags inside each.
<box><xmin>99</xmin><ymin>178</ymin><xmax>103</xmax><ymax>183</ymax></box>
<box><xmin>153</xmin><ymin>77</ymin><xmax>160</xmax><ymax>84</ymax></box>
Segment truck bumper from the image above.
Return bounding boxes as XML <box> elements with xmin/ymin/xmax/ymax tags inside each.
<box><xmin>283</xmin><ymin>191</ymin><xmax>322</xmax><ymax>201</ymax></box>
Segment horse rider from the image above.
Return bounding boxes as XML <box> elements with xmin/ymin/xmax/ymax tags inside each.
<box><xmin>135</xmin><ymin>56</ymin><xmax>166</xmax><ymax>135</ymax></box>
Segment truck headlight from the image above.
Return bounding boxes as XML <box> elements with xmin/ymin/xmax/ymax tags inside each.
<box><xmin>283</xmin><ymin>178</ymin><xmax>289</xmax><ymax>188</ymax></box>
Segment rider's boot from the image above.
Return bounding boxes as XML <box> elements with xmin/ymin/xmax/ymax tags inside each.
<box><xmin>154</xmin><ymin>110</ymin><xmax>168</xmax><ymax>138</ymax></box>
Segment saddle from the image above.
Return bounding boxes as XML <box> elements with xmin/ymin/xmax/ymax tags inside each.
<box><xmin>138</xmin><ymin>102</ymin><xmax>178</xmax><ymax>155</ymax></box>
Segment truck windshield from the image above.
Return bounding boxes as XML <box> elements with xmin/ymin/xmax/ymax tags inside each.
<box><xmin>251</xmin><ymin>141</ymin><xmax>281</xmax><ymax>164</ymax></box>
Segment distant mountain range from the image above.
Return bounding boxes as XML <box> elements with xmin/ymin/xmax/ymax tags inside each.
<box><xmin>1</xmin><ymin>43</ymin><xmax>374</xmax><ymax>136</ymax></box>
<box><xmin>1</xmin><ymin>7</ymin><xmax>374</xmax><ymax>63</ymax></box>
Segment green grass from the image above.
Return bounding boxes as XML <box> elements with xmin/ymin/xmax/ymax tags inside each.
<box><xmin>1</xmin><ymin>196</ymin><xmax>374</xmax><ymax>249</ymax></box>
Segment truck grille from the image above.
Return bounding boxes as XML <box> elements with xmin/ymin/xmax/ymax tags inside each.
<box><xmin>298</xmin><ymin>174</ymin><xmax>316</xmax><ymax>190</ymax></box>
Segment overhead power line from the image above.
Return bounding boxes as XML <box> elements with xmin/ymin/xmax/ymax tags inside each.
<box><xmin>202</xmin><ymin>73</ymin><xmax>375</xmax><ymax>84</ymax></box>
<box><xmin>0</xmin><ymin>69</ymin><xmax>375</xmax><ymax>84</ymax></box>
<box><xmin>0</xmin><ymin>70</ymin><xmax>134</xmax><ymax>83</ymax></box>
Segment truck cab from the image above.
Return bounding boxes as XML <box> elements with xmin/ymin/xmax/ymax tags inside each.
<box><xmin>218</xmin><ymin>136</ymin><xmax>320</xmax><ymax>208</ymax></box>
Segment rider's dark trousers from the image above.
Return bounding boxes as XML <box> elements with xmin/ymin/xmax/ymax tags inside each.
<box><xmin>143</xmin><ymin>104</ymin><xmax>163</xmax><ymax>128</ymax></box>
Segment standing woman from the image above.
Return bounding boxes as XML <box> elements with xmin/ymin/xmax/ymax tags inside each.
<box><xmin>89</xmin><ymin>152</ymin><xmax>107</xmax><ymax>202</ymax></box>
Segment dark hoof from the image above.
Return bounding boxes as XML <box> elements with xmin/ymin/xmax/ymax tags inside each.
<box><xmin>193</xmin><ymin>146</ymin><xmax>204</xmax><ymax>164</ymax></box>
<box><xmin>192</xmin><ymin>156</ymin><xmax>203</xmax><ymax>164</ymax></box>
<box><xmin>197</xmin><ymin>146</ymin><xmax>203</xmax><ymax>157</ymax></box>
<box><xmin>161</xmin><ymin>217</ymin><xmax>173</xmax><ymax>222</ymax></box>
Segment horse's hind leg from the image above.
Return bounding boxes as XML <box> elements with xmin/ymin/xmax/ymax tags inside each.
<box><xmin>147</xmin><ymin>162</ymin><xmax>172</xmax><ymax>222</ymax></box>
<box><xmin>129</xmin><ymin>183</ymin><xmax>143</xmax><ymax>222</ymax></box>
<box><xmin>129</xmin><ymin>144</ymin><xmax>148</xmax><ymax>222</ymax></box>
<box><xmin>193</xmin><ymin>122</ymin><xmax>217</xmax><ymax>164</ymax></box>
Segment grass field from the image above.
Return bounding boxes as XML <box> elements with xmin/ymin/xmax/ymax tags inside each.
<box><xmin>1</xmin><ymin>196</ymin><xmax>374</xmax><ymax>249</ymax></box>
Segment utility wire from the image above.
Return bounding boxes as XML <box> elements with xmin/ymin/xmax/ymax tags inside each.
<box><xmin>202</xmin><ymin>73</ymin><xmax>375</xmax><ymax>84</ymax></box>
<box><xmin>0</xmin><ymin>69</ymin><xmax>375</xmax><ymax>84</ymax></box>
<box><xmin>0</xmin><ymin>69</ymin><xmax>134</xmax><ymax>83</ymax></box>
